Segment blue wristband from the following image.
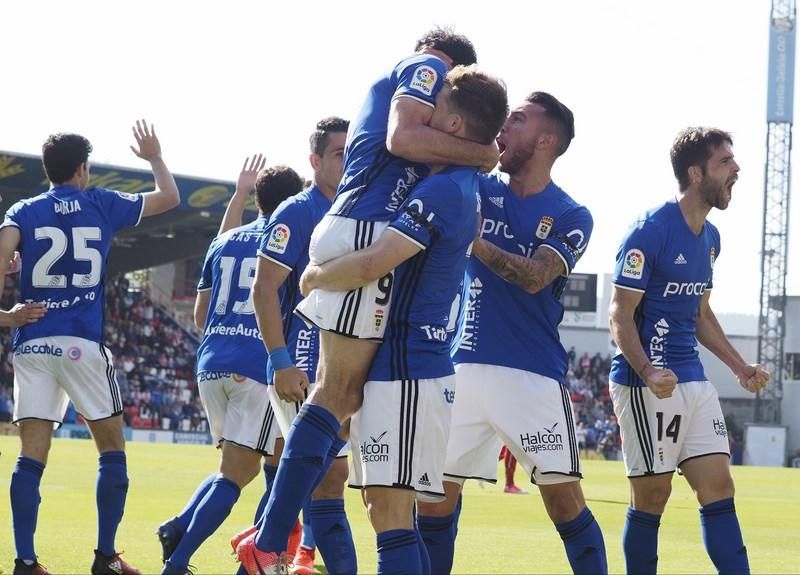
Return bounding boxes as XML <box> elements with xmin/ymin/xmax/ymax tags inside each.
<box><xmin>269</xmin><ymin>347</ymin><xmax>294</xmax><ymax>370</ymax></box>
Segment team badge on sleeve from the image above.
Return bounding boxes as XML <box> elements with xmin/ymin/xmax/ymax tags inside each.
<box><xmin>536</xmin><ymin>216</ymin><xmax>553</xmax><ymax>239</ymax></box>
<box><xmin>409</xmin><ymin>66</ymin><xmax>438</xmax><ymax>96</ymax></box>
<box><xmin>710</xmin><ymin>247</ymin><xmax>716</xmax><ymax>268</ymax></box>
<box><xmin>266</xmin><ymin>224</ymin><xmax>291</xmax><ymax>254</ymax></box>
<box><xmin>621</xmin><ymin>248</ymin><xmax>645</xmax><ymax>279</ymax></box>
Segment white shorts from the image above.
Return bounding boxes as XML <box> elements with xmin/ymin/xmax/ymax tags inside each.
<box><xmin>444</xmin><ymin>364</ymin><xmax>582</xmax><ymax>486</ymax></box>
<box><xmin>264</xmin><ymin>384</ymin><xmax>350</xmax><ymax>458</ymax></box>
<box><xmin>349</xmin><ymin>376</ymin><xmax>455</xmax><ymax>502</ymax></box>
<box><xmin>294</xmin><ymin>215</ymin><xmax>392</xmax><ymax>341</ymax></box>
<box><xmin>610</xmin><ymin>380</ymin><xmax>730</xmax><ymax>477</ymax></box>
<box><xmin>197</xmin><ymin>371</ymin><xmax>273</xmax><ymax>455</ymax></box>
<box><xmin>13</xmin><ymin>336</ymin><xmax>122</xmax><ymax>426</ymax></box>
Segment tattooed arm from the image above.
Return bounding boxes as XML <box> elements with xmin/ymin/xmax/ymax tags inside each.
<box><xmin>472</xmin><ymin>238</ymin><xmax>566</xmax><ymax>294</ymax></box>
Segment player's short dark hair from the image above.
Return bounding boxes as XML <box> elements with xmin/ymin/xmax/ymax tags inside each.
<box><xmin>254</xmin><ymin>165</ymin><xmax>304</xmax><ymax>214</ymax></box>
<box><xmin>445</xmin><ymin>65</ymin><xmax>508</xmax><ymax>145</ymax></box>
<box><xmin>42</xmin><ymin>133</ymin><xmax>93</xmax><ymax>184</ymax></box>
<box><xmin>415</xmin><ymin>27</ymin><xmax>477</xmax><ymax>67</ymax></box>
<box><xmin>309</xmin><ymin>116</ymin><xmax>349</xmax><ymax>157</ymax></box>
<box><xmin>670</xmin><ymin>127</ymin><xmax>733</xmax><ymax>191</ymax></box>
<box><xmin>525</xmin><ymin>92</ymin><xmax>575</xmax><ymax>157</ymax></box>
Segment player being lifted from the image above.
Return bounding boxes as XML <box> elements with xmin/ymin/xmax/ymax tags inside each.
<box><xmin>157</xmin><ymin>163</ymin><xmax>304</xmax><ymax>575</ymax></box>
<box><xmin>0</xmin><ymin>122</ymin><xmax>180</xmax><ymax>575</ymax></box>
<box><xmin>608</xmin><ymin>127</ymin><xmax>768</xmax><ymax>575</ymax></box>
<box><xmin>416</xmin><ymin>92</ymin><xmax>608</xmax><ymax>575</ymax></box>
<box><xmin>234</xmin><ymin>27</ymin><xmax>497</xmax><ymax>573</ymax></box>
<box><xmin>300</xmin><ymin>66</ymin><xmax>507</xmax><ymax>575</ymax></box>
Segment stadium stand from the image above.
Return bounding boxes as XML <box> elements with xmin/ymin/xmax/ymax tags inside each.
<box><xmin>1</xmin><ymin>273</ymin><xmax>207</xmax><ymax>432</ymax></box>
<box><xmin>567</xmin><ymin>351</ymin><xmax>621</xmax><ymax>460</ymax></box>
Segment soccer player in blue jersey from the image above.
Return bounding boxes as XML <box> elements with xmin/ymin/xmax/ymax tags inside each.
<box><xmin>416</xmin><ymin>92</ymin><xmax>608</xmax><ymax>575</ymax></box>
<box><xmin>0</xmin><ymin>121</ymin><xmax>180</xmax><ymax>575</ymax></box>
<box><xmin>157</xmin><ymin>164</ymin><xmax>304</xmax><ymax>575</ymax></box>
<box><xmin>235</xmin><ymin>28</ymin><xmax>499</xmax><ymax>573</ymax></box>
<box><xmin>235</xmin><ymin>117</ymin><xmax>359</xmax><ymax>575</ymax></box>
<box><xmin>298</xmin><ymin>66</ymin><xmax>507</xmax><ymax>575</ymax></box>
<box><xmin>607</xmin><ymin>127</ymin><xmax>769</xmax><ymax>575</ymax></box>
<box><xmin>237</xmin><ymin>67</ymin><xmax>507</xmax><ymax>575</ymax></box>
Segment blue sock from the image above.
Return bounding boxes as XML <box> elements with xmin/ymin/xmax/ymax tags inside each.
<box><xmin>555</xmin><ymin>507</ymin><xmax>608</xmax><ymax>575</ymax></box>
<box><xmin>376</xmin><ymin>529</ymin><xmax>420</xmax><ymax>575</ymax></box>
<box><xmin>10</xmin><ymin>456</ymin><xmax>45</xmax><ymax>561</ymax></box>
<box><xmin>253</xmin><ymin>464</ymin><xmax>278</xmax><ymax>526</ymax></box>
<box><xmin>96</xmin><ymin>451</ymin><xmax>129</xmax><ymax>556</ymax></box>
<box><xmin>301</xmin><ymin>500</ymin><xmax>316</xmax><ymax>549</ymax></box>
<box><xmin>623</xmin><ymin>507</ymin><xmax>660</xmax><ymax>575</ymax></box>
<box><xmin>700</xmin><ymin>498</ymin><xmax>749</xmax><ymax>574</ymax></box>
<box><xmin>176</xmin><ymin>473</ymin><xmax>216</xmax><ymax>533</ymax></box>
<box><xmin>453</xmin><ymin>493</ymin><xmax>463</xmax><ymax>540</ymax></box>
<box><xmin>418</xmin><ymin>513</ymin><xmax>456</xmax><ymax>575</ymax></box>
<box><xmin>310</xmin><ymin>499</ymin><xmax>356</xmax><ymax>575</ymax></box>
<box><xmin>416</xmin><ymin>526</ymin><xmax>431</xmax><ymax>575</ymax></box>
<box><xmin>307</xmin><ymin>439</ymin><xmax>348</xmax><ymax>496</ymax></box>
<box><xmin>166</xmin><ymin>476</ymin><xmax>240</xmax><ymax>570</ymax></box>
<box><xmin>255</xmin><ymin>404</ymin><xmax>340</xmax><ymax>553</ymax></box>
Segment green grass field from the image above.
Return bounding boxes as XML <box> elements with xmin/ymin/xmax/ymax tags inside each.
<box><xmin>0</xmin><ymin>436</ymin><xmax>798</xmax><ymax>574</ymax></box>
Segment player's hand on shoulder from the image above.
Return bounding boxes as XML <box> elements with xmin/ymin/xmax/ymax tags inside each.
<box><xmin>236</xmin><ymin>154</ymin><xmax>267</xmax><ymax>195</ymax></box>
<box><xmin>5</xmin><ymin>302</ymin><xmax>47</xmax><ymax>327</ymax></box>
<box><xmin>478</xmin><ymin>141</ymin><xmax>500</xmax><ymax>173</ymax></box>
<box><xmin>736</xmin><ymin>363</ymin><xmax>770</xmax><ymax>393</ymax></box>
<box><xmin>274</xmin><ymin>366</ymin><xmax>309</xmax><ymax>402</ymax></box>
<box><xmin>299</xmin><ymin>266</ymin><xmax>320</xmax><ymax>297</ymax></box>
<box><xmin>642</xmin><ymin>365</ymin><xmax>677</xmax><ymax>399</ymax></box>
<box><xmin>129</xmin><ymin>119</ymin><xmax>162</xmax><ymax>162</ymax></box>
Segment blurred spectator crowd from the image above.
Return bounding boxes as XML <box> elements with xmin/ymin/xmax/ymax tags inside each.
<box><xmin>1</xmin><ymin>274</ymin><xmax>207</xmax><ymax>433</ymax></box>
<box><xmin>567</xmin><ymin>347</ymin><xmax>622</xmax><ymax>461</ymax></box>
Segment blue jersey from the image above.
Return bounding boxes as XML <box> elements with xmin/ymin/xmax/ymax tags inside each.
<box><xmin>259</xmin><ymin>186</ymin><xmax>331</xmax><ymax>383</ymax></box>
<box><xmin>1</xmin><ymin>185</ymin><xmax>144</xmax><ymax>347</ymax></box>
<box><xmin>196</xmin><ymin>217</ymin><xmax>267</xmax><ymax>384</ymax></box>
<box><xmin>330</xmin><ymin>53</ymin><xmax>448</xmax><ymax>222</ymax></box>
<box><xmin>609</xmin><ymin>199</ymin><xmax>719</xmax><ymax>386</ymax></box>
<box><xmin>453</xmin><ymin>175</ymin><xmax>593</xmax><ymax>385</ymax></box>
<box><xmin>368</xmin><ymin>166</ymin><xmax>479</xmax><ymax>382</ymax></box>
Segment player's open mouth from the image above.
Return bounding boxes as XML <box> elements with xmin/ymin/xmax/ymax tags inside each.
<box><xmin>497</xmin><ymin>138</ymin><xmax>506</xmax><ymax>154</ymax></box>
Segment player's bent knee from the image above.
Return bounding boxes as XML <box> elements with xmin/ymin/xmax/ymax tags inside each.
<box><xmin>220</xmin><ymin>442</ymin><xmax>263</xmax><ymax>488</ymax></box>
<box><xmin>364</xmin><ymin>486</ymin><xmax>415</xmax><ymax>532</ymax></box>
<box><xmin>19</xmin><ymin>420</ymin><xmax>55</xmax><ymax>464</ymax></box>
<box><xmin>695</xmin><ymin>474</ymin><xmax>735</xmax><ymax>505</ymax></box>
<box><xmin>630</xmin><ymin>476</ymin><xmax>672</xmax><ymax>513</ymax></box>
<box><xmin>87</xmin><ymin>415</ymin><xmax>126</xmax><ymax>453</ymax></box>
<box><xmin>417</xmin><ymin>481</ymin><xmax>461</xmax><ymax>517</ymax></box>
<box><xmin>313</xmin><ymin>457</ymin><xmax>348</xmax><ymax>499</ymax></box>
<box><xmin>540</xmin><ymin>480</ymin><xmax>586</xmax><ymax>523</ymax></box>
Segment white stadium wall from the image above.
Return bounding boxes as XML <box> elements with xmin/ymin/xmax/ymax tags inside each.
<box><xmin>781</xmin><ymin>296</ymin><xmax>800</xmax><ymax>458</ymax></box>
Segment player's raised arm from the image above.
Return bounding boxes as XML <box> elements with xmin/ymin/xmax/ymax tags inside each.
<box><xmin>695</xmin><ymin>290</ymin><xmax>769</xmax><ymax>393</ymax></box>
<box><xmin>608</xmin><ymin>285</ymin><xmax>677</xmax><ymax>399</ymax></box>
<box><xmin>218</xmin><ymin>154</ymin><xmax>267</xmax><ymax>235</ymax></box>
<box><xmin>387</xmin><ymin>97</ymin><xmax>498</xmax><ymax>172</ymax></box>
<box><xmin>129</xmin><ymin>120</ymin><xmax>180</xmax><ymax>217</ymax></box>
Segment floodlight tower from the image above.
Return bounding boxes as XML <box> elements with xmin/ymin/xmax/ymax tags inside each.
<box><xmin>755</xmin><ymin>0</ymin><xmax>795</xmax><ymax>423</ymax></box>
